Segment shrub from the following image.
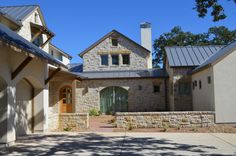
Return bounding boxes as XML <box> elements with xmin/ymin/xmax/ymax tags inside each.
<box><xmin>89</xmin><ymin>108</ymin><xmax>100</xmax><ymax>116</ymax></box>
<box><xmin>64</xmin><ymin>125</ymin><xmax>72</xmax><ymax>131</ymax></box>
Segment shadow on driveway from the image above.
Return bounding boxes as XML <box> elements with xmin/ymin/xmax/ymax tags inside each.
<box><xmin>0</xmin><ymin>133</ymin><xmax>232</xmax><ymax>156</ymax></box>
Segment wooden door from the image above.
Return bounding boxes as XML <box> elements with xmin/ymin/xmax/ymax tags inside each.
<box><xmin>60</xmin><ymin>86</ymin><xmax>72</xmax><ymax>113</ymax></box>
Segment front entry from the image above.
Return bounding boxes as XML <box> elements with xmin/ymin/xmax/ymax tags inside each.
<box><xmin>100</xmin><ymin>86</ymin><xmax>128</xmax><ymax>114</ymax></box>
<box><xmin>60</xmin><ymin>86</ymin><xmax>72</xmax><ymax>113</ymax></box>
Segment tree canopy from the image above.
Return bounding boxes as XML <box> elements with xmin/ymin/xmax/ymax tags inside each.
<box><xmin>153</xmin><ymin>26</ymin><xmax>236</xmax><ymax>67</ymax></box>
<box><xmin>194</xmin><ymin>0</ymin><xmax>236</xmax><ymax>22</ymax></box>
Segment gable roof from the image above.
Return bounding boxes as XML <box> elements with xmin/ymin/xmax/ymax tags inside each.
<box><xmin>0</xmin><ymin>5</ymin><xmax>46</xmax><ymax>26</ymax></box>
<box><xmin>165</xmin><ymin>45</ymin><xmax>224</xmax><ymax>67</ymax></box>
<box><xmin>50</xmin><ymin>43</ymin><xmax>72</xmax><ymax>60</ymax></box>
<box><xmin>0</xmin><ymin>22</ymin><xmax>65</xmax><ymax>68</ymax></box>
<box><xmin>79</xmin><ymin>29</ymin><xmax>150</xmax><ymax>57</ymax></box>
<box><xmin>192</xmin><ymin>41</ymin><xmax>236</xmax><ymax>74</ymax></box>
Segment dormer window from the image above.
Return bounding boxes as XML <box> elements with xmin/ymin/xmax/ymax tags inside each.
<box><xmin>111</xmin><ymin>38</ymin><xmax>118</xmax><ymax>46</ymax></box>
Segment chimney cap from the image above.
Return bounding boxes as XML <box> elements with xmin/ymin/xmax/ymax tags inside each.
<box><xmin>140</xmin><ymin>22</ymin><xmax>151</xmax><ymax>28</ymax></box>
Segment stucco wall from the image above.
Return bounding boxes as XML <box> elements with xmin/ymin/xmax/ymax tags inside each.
<box><xmin>75</xmin><ymin>78</ymin><xmax>166</xmax><ymax>113</ymax></box>
<box><xmin>192</xmin><ymin>68</ymin><xmax>215</xmax><ymax>111</ymax></box>
<box><xmin>0</xmin><ymin>43</ymin><xmax>48</xmax><ymax>144</ymax></box>
<box><xmin>82</xmin><ymin>35</ymin><xmax>149</xmax><ymax>71</ymax></box>
<box><xmin>17</xmin><ymin>8</ymin><xmax>49</xmax><ymax>53</ymax></box>
<box><xmin>213</xmin><ymin>49</ymin><xmax>236</xmax><ymax>123</ymax></box>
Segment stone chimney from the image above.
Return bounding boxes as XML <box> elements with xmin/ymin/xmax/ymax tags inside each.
<box><xmin>140</xmin><ymin>22</ymin><xmax>152</xmax><ymax>69</ymax></box>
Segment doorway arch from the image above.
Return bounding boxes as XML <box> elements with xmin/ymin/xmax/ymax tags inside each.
<box><xmin>100</xmin><ymin>86</ymin><xmax>128</xmax><ymax>114</ymax></box>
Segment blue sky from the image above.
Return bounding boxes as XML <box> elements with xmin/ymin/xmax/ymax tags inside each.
<box><xmin>1</xmin><ymin>0</ymin><xmax>236</xmax><ymax>63</ymax></box>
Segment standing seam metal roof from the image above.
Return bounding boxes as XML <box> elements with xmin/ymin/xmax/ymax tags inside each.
<box><xmin>165</xmin><ymin>45</ymin><xmax>225</xmax><ymax>67</ymax></box>
<box><xmin>0</xmin><ymin>5</ymin><xmax>37</xmax><ymax>22</ymax></box>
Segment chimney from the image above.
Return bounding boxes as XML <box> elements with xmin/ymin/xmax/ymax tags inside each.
<box><xmin>140</xmin><ymin>22</ymin><xmax>152</xmax><ymax>69</ymax></box>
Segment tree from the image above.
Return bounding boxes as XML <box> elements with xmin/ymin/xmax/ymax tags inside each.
<box><xmin>153</xmin><ymin>26</ymin><xmax>236</xmax><ymax>67</ymax></box>
<box><xmin>194</xmin><ymin>0</ymin><xmax>236</xmax><ymax>22</ymax></box>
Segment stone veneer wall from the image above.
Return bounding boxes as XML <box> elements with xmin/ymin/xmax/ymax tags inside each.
<box><xmin>82</xmin><ymin>35</ymin><xmax>149</xmax><ymax>71</ymax></box>
<box><xmin>59</xmin><ymin>113</ymin><xmax>89</xmax><ymax>130</ymax></box>
<box><xmin>165</xmin><ymin>59</ymin><xmax>194</xmax><ymax>111</ymax></box>
<box><xmin>116</xmin><ymin>111</ymin><xmax>215</xmax><ymax>128</ymax></box>
<box><xmin>75</xmin><ymin>78</ymin><xmax>166</xmax><ymax>113</ymax></box>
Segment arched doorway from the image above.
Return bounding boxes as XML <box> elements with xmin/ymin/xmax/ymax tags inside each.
<box><xmin>60</xmin><ymin>86</ymin><xmax>72</xmax><ymax>113</ymax></box>
<box><xmin>16</xmin><ymin>78</ymin><xmax>33</xmax><ymax>137</ymax></box>
<box><xmin>100</xmin><ymin>86</ymin><xmax>128</xmax><ymax>114</ymax></box>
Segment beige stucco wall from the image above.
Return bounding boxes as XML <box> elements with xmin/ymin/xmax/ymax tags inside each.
<box><xmin>213</xmin><ymin>49</ymin><xmax>236</xmax><ymax>123</ymax></box>
<box><xmin>17</xmin><ymin>8</ymin><xmax>49</xmax><ymax>53</ymax></box>
<box><xmin>192</xmin><ymin>68</ymin><xmax>215</xmax><ymax>111</ymax></box>
<box><xmin>82</xmin><ymin>35</ymin><xmax>149</xmax><ymax>71</ymax></box>
<box><xmin>75</xmin><ymin>78</ymin><xmax>166</xmax><ymax>113</ymax></box>
<box><xmin>0</xmin><ymin>42</ymin><xmax>49</xmax><ymax>144</ymax></box>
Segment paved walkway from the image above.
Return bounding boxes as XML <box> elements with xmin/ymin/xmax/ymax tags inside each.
<box><xmin>88</xmin><ymin>115</ymin><xmax>118</xmax><ymax>132</ymax></box>
<box><xmin>1</xmin><ymin>132</ymin><xmax>236</xmax><ymax>155</ymax></box>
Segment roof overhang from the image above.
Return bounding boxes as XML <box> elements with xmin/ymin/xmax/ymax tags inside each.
<box><xmin>0</xmin><ymin>13</ymin><xmax>22</xmax><ymax>30</ymax></box>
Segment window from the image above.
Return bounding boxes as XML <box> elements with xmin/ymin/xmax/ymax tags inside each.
<box><xmin>122</xmin><ymin>54</ymin><xmax>130</xmax><ymax>65</ymax></box>
<box><xmin>32</xmin><ymin>34</ymin><xmax>43</xmax><ymax>47</ymax></box>
<box><xmin>207</xmin><ymin>76</ymin><xmax>211</xmax><ymax>84</ymax></box>
<box><xmin>111</xmin><ymin>54</ymin><xmax>119</xmax><ymax>65</ymax></box>
<box><xmin>192</xmin><ymin>82</ymin><xmax>195</xmax><ymax>90</ymax></box>
<box><xmin>138</xmin><ymin>85</ymin><xmax>142</xmax><ymax>91</ymax></box>
<box><xmin>111</xmin><ymin>38</ymin><xmax>118</xmax><ymax>46</ymax></box>
<box><xmin>101</xmin><ymin>55</ymin><xmax>108</xmax><ymax>66</ymax></box>
<box><xmin>194</xmin><ymin>80</ymin><xmax>197</xmax><ymax>87</ymax></box>
<box><xmin>50</xmin><ymin>50</ymin><xmax>54</xmax><ymax>56</ymax></box>
<box><xmin>153</xmin><ymin>85</ymin><xmax>160</xmax><ymax>93</ymax></box>
<box><xmin>34</xmin><ymin>13</ymin><xmax>38</xmax><ymax>23</ymax></box>
<box><xmin>199</xmin><ymin>80</ymin><xmax>202</xmax><ymax>89</ymax></box>
<box><xmin>179</xmin><ymin>82</ymin><xmax>191</xmax><ymax>95</ymax></box>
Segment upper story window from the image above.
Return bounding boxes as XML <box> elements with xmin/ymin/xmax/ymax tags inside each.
<box><xmin>50</xmin><ymin>50</ymin><xmax>54</xmax><ymax>56</ymax></box>
<box><xmin>101</xmin><ymin>54</ymin><xmax>108</xmax><ymax>66</ymax></box>
<box><xmin>31</xmin><ymin>33</ymin><xmax>43</xmax><ymax>47</ymax></box>
<box><xmin>122</xmin><ymin>54</ymin><xmax>130</xmax><ymax>65</ymax></box>
<box><xmin>199</xmin><ymin>80</ymin><xmax>202</xmax><ymax>89</ymax></box>
<box><xmin>111</xmin><ymin>54</ymin><xmax>119</xmax><ymax>65</ymax></box>
<box><xmin>34</xmin><ymin>13</ymin><xmax>38</xmax><ymax>23</ymax></box>
<box><xmin>111</xmin><ymin>38</ymin><xmax>118</xmax><ymax>46</ymax></box>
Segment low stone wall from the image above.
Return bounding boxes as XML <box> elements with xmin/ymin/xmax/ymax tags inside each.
<box><xmin>116</xmin><ymin>111</ymin><xmax>215</xmax><ymax>128</ymax></box>
<box><xmin>59</xmin><ymin>113</ymin><xmax>89</xmax><ymax>130</ymax></box>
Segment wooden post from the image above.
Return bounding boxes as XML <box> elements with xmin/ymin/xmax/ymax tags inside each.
<box><xmin>11</xmin><ymin>56</ymin><xmax>33</xmax><ymax>80</ymax></box>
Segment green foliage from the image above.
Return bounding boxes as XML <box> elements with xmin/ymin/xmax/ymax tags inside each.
<box><xmin>194</xmin><ymin>0</ymin><xmax>236</xmax><ymax>22</ymax></box>
<box><xmin>89</xmin><ymin>108</ymin><xmax>101</xmax><ymax>116</ymax></box>
<box><xmin>63</xmin><ymin>125</ymin><xmax>72</xmax><ymax>131</ymax></box>
<box><xmin>127</xmin><ymin>122</ymin><xmax>133</xmax><ymax>131</ymax></box>
<box><xmin>153</xmin><ymin>26</ymin><xmax>236</xmax><ymax>66</ymax></box>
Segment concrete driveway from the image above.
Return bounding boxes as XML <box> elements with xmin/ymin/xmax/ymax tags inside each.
<box><xmin>1</xmin><ymin>132</ymin><xmax>236</xmax><ymax>156</ymax></box>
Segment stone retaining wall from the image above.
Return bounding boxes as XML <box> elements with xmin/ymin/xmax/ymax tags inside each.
<box><xmin>116</xmin><ymin>111</ymin><xmax>215</xmax><ymax>128</ymax></box>
<box><xmin>59</xmin><ymin>113</ymin><xmax>89</xmax><ymax>130</ymax></box>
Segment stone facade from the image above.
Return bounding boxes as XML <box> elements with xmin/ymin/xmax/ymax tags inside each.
<box><xmin>75</xmin><ymin>78</ymin><xmax>167</xmax><ymax>113</ymax></box>
<box><xmin>82</xmin><ymin>34</ymin><xmax>150</xmax><ymax>71</ymax></box>
<box><xmin>165</xmin><ymin>60</ymin><xmax>194</xmax><ymax>111</ymax></box>
<box><xmin>116</xmin><ymin>111</ymin><xmax>215</xmax><ymax>128</ymax></box>
<box><xmin>59</xmin><ymin>113</ymin><xmax>89</xmax><ymax>130</ymax></box>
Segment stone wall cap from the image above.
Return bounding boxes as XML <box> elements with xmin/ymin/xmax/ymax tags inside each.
<box><xmin>115</xmin><ymin>111</ymin><xmax>215</xmax><ymax>116</ymax></box>
<box><xmin>60</xmin><ymin>113</ymin><xmax>89</xmax><ymax>116</ymax></box>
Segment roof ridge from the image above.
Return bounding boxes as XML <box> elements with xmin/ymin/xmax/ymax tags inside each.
<box><xmin>0</xmin><ymin>4</ymin><xmax>39</xmax><ymax>8</ymax></box>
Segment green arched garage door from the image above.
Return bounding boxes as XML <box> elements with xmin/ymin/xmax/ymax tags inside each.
<box><xmin>100</xmin><ymin>86</ymin><xmax>128</xmax><ymax>114</ymax></box>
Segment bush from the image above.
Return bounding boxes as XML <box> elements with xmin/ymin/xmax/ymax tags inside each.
<box><xmin>89</xmin><ymin>108</ymin><xmax>100</xmax><ymax>116</ymax></box>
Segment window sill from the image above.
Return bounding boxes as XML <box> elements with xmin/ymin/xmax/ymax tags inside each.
<box><xmin>99</xmin><ymin>65</ymin><xmax>109</xmax><ymax>68</ymax></box>
<box><xmin>121</xmin><ymin>64</ymin><xmax>130</xmax><ymax>67</ymax></box>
